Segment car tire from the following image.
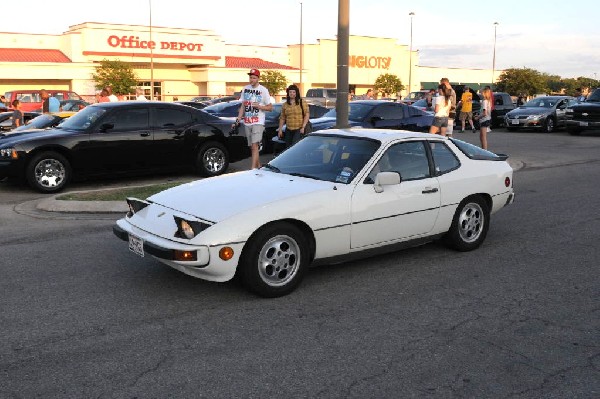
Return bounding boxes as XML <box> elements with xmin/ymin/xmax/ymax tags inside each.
<box><xmin>239</xmin><ymin>222</ymin><xmax>309</xmax><ymax>297</ymax></box>
<box><xmin>444</xmin><ymin>195</ymin><xmax>490</xmax><ymax>252</ymax></box>
<box><xmin>196</xmin><ymin>141</ymin><xmax>229</xmax><ymax>177</ymax></box>
<box><xmin>567</xmin><ymin>127</ymin><xmax>582</xmax><ymax>136</ymax></box>
<box><xmin>26</xmin><ymin>151</ymin><xmax>71</xmax><ymax>193</ymax></box>
<box><xmin>543</xmin><ymin>117</ymin><xmax>555</xmax><ymax>133</ymax></box>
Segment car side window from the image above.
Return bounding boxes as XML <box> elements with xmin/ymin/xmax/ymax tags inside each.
<box><xmin>373</xmin><ymin>104</ymin><xmax>404</xmax><ymax>119</ymax></box>
<box><xmin>366</xmin><ymin>141</ymin><xmax>430</xmax><ymax>183</ymax></box>
<box><xmin>104</xmin><ymin>108</ymin><xmax>149</xmax><ymax>131</ymax></box>
<box><xmin>429</xmin><ymin>141</ymin><xmax>460</xmax><ymax>175</ymax></box>
<box><xmin>154</xmin><ymin>108</ymin><xmax>192</xmax><ymax>128</ymax></box>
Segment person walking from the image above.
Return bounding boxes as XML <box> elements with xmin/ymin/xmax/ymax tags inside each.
<box><xmin>477</xmin><ymin>87</ymin><xmax>492</xmax><ymax>150</ymax></box>
<box><xmin>458</xmin><ymin>86</ymin><xmax>476</xmax><ymax>132</ymax></box>
<box><xmin>429</xmin><ymin>84</ymin><xmax>452</xmax><ymax>137</ymax></box>
<box><xmin>135</xmin><ymin>87</ymin><xmax>148</xmax><ymax>101</ymax></box>
<box><xmin>365</xmin><ymin>89</ymin><xmax>374</xmax><ymax>99</ymax></box>
<box><xmin>11</xmin><ymin>99</ymin><xmax>24</xmax><ymax>129</ymax></box>
<box><xmin>440</xmin><ymin>78</ymin><xmax>457</xmax><ymax>137</ymax></box>
<box><xmin>234</xmin><ymin>68</ymin><xmax>273</xmax><ymax>169</ymax></box>
<box><xmin>277</xmin><ymin>84</ymin><xmax>310</xmax><ymax>150</ymax></box>
<box><xmin>40</xmin><ymin>89</ymin><xmax>59</xmax><ymax>113</ymax></box>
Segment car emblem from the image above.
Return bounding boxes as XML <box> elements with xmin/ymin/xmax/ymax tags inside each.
<box><xmin>157</xmin><ymin>212</ymin><xmax>165</xmax><ymax>217</ymax></box>
<box><xmin>582</xmin><ymin>113</ymin><xmax>588</xmax><ymax>116</ymax></box>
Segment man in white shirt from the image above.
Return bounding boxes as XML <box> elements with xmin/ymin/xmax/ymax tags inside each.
<box><xmin>135</xmin><ymin>87</ymin><xmax>148</xmax><ymax>101</ymax></box>
<box><xmin>105</xmin><ymin>86</ymin><xmax>119</xmax><ymax>102</ymax></box>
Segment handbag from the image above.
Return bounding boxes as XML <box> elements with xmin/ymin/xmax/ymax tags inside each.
<box><xmin>300</xmin><ymin>99</ymin><xmax>313</xmax><ymax>134</ymax></box>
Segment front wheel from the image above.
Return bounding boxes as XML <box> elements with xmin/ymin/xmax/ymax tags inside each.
<box><xmin>444</xmin><ymin>196</ymin><xmax>490</xmax><ymax>251</ymax></box>
<box><xmin>26</xmin><ymin>151</ymin><xmax>71</xmax><ymax>193</ymax></box>
<box><xmin>543</xmin><ymin>117</ymin><xmax>555</xmax><ymax>133</ymax></box>
<box><xmin>239</xmin><ymin>223</ymin><xmax>309</xmax><ymax>297</ymax></box>
<box><xmin>196</xmin><ymin>142</ymin><xmax>229</xmax><ymax>177</ymax></box>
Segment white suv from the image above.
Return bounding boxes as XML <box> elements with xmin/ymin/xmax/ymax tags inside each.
<box><xmin>305</xmin><ymin>88</ymin><xmax>337</xmax><ymax>108</ymax></box>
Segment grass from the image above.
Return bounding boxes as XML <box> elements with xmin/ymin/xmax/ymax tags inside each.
<box><xmin>56</xmin><ymin>182</ymin><xmax>182</xmax><ymax>201</ymax></box>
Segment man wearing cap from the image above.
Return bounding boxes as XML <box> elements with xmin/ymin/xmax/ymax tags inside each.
<box><xmin>235</xmin><ymin>69</ymin><xmax>273</xmax><ymax>169</ymax></box>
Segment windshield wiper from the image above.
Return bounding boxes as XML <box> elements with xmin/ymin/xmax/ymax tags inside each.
<box><xmin>262</xmin><ymin>164</ymin><xmax>281</xmax><ymax>173</ymax></box>
<box><xmin>288</xmin><ymin>172</ymin><xmax>318</xmax><ymax>180</ymax></box>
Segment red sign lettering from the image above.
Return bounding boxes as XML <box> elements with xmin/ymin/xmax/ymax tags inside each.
<box><xmin>107</xmin><ymin>35</ymin><xmax>202</xmax><ymax>52</ymax></box>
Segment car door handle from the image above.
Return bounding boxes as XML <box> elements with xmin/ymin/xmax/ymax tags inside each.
<box><xmin>422</xmin><ymin>187</ymin><xmax>439</xmax><ymax>194</ymax></box>
<box><xmin>139</xmin><ymin>131</ymin><xmax>151</xmax><ymax>137</ymax></box>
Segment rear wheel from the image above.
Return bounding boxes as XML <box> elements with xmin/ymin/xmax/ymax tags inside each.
<box><xmin>196</xmin><ymin>142</ymin><xmax>229</xmax><ymax>177</ymax></box>
<box><xmin>444</xmin><ymin>196</ymin><xmax>490</xmax><ymax>251</ymax></box>
<box><xmin>239</xmin><ymin>222</ymin><xmax>309</xmax><ymax>297</ymax></box>
<box><xmin>26</xmin><ymin>151</ymin><xmax>71</xmax><ymax>193</ymax></box>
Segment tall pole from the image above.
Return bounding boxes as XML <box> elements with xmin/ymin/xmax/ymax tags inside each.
<box><xmin>408</xmin><ymin>12</ymin><xmax>415</xmax><ymax>95</ymax></box>
<box><xmin>492</xmin><ymin>22</ymin><xmax>499</xmax><ymax>87</ymax></box>
<box><xmin>336</xmin><ymin>0</ymin><xmax>349</xmax><ymax>128</ymax></box>
<box><xmin>149</xmin><ymin>0</ymin><xmax>154</xmax><ymax>99</ymax></box>
<box><xmin>300</xmin><ymin>2</ymin><xmax>303</xmax><ymax>91</ymax></box>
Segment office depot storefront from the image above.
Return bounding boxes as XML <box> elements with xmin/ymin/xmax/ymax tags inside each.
<box><xmin>0</xmin><ymin>22</ymin><xmax>499</xmax><ymax>101</ymax></box>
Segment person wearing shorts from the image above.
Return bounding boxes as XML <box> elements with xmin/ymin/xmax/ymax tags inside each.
<box><xmin>429</xmin><ymin>84</ymin><xmax>452</xmax><ymax>136</ymax></box>
<box><xmin>234</xmin><ymin>68</ymin><xmax>273</xmax><ymax>169</ymax></box>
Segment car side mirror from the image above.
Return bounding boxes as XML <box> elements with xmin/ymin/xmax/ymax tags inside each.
<box><xmin>373</xmin><ymin>171</ymin><xmax>401</xmax><ymax>193</ymax></box>
<box><xmin>99</xmin><ymin>123</ymin><xmax>114</xmax><ymax>132</ymax></box>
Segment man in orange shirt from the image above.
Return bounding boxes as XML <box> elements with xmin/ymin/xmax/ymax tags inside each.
<box><xmin>458</xmin><ymin>86</ymin><xmax>476</xmax><ymax>133</ymax></box>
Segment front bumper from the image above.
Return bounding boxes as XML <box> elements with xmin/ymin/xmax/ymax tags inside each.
<box><xmin>566</xmin><ymin>120</ymin><xmax>600</xmax><ymax>129</ymax></box>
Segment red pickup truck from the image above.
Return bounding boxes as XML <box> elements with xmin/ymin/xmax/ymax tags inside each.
<box><xmin>4</xmin><ymin>90</ymin><xmax>83</xmax><ymax>112</ymax></box>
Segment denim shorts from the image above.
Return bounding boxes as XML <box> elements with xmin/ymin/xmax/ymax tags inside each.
<box><xmin>432</xmin><ymin>116</ymin><xmax>449</xmax><ymax>128</ymax></box>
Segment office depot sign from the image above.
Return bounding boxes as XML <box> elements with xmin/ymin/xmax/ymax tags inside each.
<box><xmin>107</xmin><ymin>35</ymin><xmax>204</xmax><ymax>52</ymax></box>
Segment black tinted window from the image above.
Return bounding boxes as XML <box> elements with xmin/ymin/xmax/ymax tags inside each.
<box><xmin>104</xmin><ymin>108</ymin><xmax>149</xmax><ymax>131</ymax></box>
<box><xmin>373</xmin><ymin>104</ymin><xmax>403</xmax><ymax>119</ymax></box>
<box><xmin>154</xmin><ymin>107</ymin><xmax>192</xmax><ymax>127</ymax></box>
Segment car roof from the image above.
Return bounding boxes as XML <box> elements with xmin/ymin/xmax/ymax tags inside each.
<box><xmin>314</xmin><ymin>127</ymin><xmax>444</xmax><ymax>144</ymax></box>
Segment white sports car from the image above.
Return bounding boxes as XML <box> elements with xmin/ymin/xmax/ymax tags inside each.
<box><xmin>114</xmin><ymin>129</ymin><xmax>515</xmax><ymax>297</ymax></box>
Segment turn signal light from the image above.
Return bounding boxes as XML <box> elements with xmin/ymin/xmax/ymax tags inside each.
<box><xmin>219</xmin><ymin>247</ymin><xmax>234</xmax><ymax>261</ymax></box>
<box><xmin>174</xmin><ymin>250</ymin><xmax>197</xmax><ymax>261</ymax></box>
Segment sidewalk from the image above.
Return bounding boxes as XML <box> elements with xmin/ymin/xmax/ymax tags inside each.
<box><xmin>34</xmin><ymin>157</ymin><xmax>524</xmax><ymax>214</ymax></box>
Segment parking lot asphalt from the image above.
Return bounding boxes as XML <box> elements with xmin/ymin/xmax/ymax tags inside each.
<box><xmin>32</xmin><ymin>154</ymin><xmax>524</xmax><ymax>214</ymax></box>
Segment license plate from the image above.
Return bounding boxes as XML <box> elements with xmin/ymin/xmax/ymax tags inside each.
<box><xmin>580</xmin><ymin>122</ymin><xmax>588</xmax><ymax>127</ymax></box>
<box><xmin>511</xmin><ymin>119</ymin><xmax>519</xmax><ymax>125</ymax></box>
<box><xmin>128</xmin><ymin>234</ymin><xmax>144</xmax><ymax>257</ymax></box>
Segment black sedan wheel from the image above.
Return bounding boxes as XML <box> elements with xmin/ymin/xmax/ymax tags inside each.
<box><xmin>239</xmin><ymin>222</ymin><xmax>309</xmax><ymax>297</ymax></box>
<box><xmin>444</xmin><ymin>196</ymin><xmax>489</xmax><ymax>251</ymax></box>
<box><xmin>196</xmin><ymin>142</ymin><xmax>229</xmax><ymax>177</ymax></box>
<box><xmin>26</xmin><ymin>151</ymin><xmax>71</xmax><ymax>193</ymax></box>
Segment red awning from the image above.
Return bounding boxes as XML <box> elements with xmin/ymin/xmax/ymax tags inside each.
<box><xmin>0</xmin><ymin>48</ymin><xmax>71</xmax><ymax>63</ymax></box>
<box><xmin>225</xmin><ymin>56</ymin><xmax>296</xmax><ymax>70</ymax></box>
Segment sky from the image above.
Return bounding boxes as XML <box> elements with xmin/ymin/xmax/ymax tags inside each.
<box><xmin>3</xmin><ymin>0</ymin><xmax>599</xmax><ymax>79</ymax></box>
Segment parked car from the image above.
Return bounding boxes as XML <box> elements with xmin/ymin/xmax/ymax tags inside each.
<box><xmin>4</xmin><ymin>90</ymin><xmax>83</xmax><ymax>112</ymax></box>
<box><xmin>309</xmin><ymin>100</ymin><xmax>433</xmax><ymax>132</ymax></box>
<box><xmin>491</xmin><ymin>92</ymin><xmax>516</xmax><ymax>127</ymax></box>
<box><xmin>204</xmin><ymin>100</ymin><xmax>328</xmax><ymax>153</ymax></box>
<box><xmin>411</xmin><ymin>98</ymin><xmax>433</xmax><ymax>113</ymax></box>
<box><xmin>565</xmin><ymin>87</ymin><xmax>600</xmax><ymax>136</ymax></box>
<box><xmin>176</xmin><ymin>101</ymin><xmax>209</xmax><ymax>110</ymax></box>
<box><xmin>305</xmin><ymin>88</ymin><xmax>337</xmax><ymax>108</ymax></box>
<box><xmin>0</xmin><ymin>102</ymin><xmax>250</xmax><ymax>193</ymax></box>
<box><xmin>401</xmin><ymin>90</ymin><xmax>430</xmax><ymax>105</ymax></box>
<box><xmin>0</xmin><ymin>111</ymin><xmax>41</xmax><ymax>132</ymax></box>
<box><xmin>504</xmin><ymin>96</ymin><xmax>576</xmax><ymax>133</ymax></box>
<box><xmin>7</xmin><ymin>112</ymin><xmax>75</xmax><ymax>133</ymax></box>
<box><xmin>113</xmin><ymin>129</ymin><xmax>515</xmax><ymax>297</ymax></box>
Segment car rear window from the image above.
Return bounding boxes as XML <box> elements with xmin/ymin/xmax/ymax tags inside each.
<box><xmin>450</xmin><ymin>138</ymin><xmax>508</xmax><ymax>161</ymax></box>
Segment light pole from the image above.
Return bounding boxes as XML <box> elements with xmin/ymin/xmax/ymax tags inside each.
<box><xmin>408</xmin><ymin>12</ymin><xmax>415</xmax><ymax>95</ymax></box>
<box><xmin>300</xmin><ymin>2</ymin><xmax>303</xmax><ymax>91</ymax></box>
<box><xmin>492</xmin><ymin>21</ymin><xmax>499</xmax><ymax>87</ymax></box>
<box><xmin>149</xmin><ymin>0</ymin><xmax>154</xmax><ymax>99</ymax></box>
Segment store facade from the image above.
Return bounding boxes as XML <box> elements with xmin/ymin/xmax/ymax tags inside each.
<box><xmin>0</xmin><ymin>22</ymin><xmax>501</xmax><ymax>102</ymax></box>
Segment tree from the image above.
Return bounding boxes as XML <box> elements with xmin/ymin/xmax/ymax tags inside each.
<box><xmin>494</xmin><ymin>68</ymin><xmax>547</xmax><ymax>96</ymax></box>
<box><xmin>91</xmin><ymin>59</ymin><xmax>139</xmax><ymax>96</ymax></box>
<box><xmin>260</xmin><ymin>70</ymin><xmax>288</xmax><ymax>97</ymax></box>
<box><xmin>373</xmin><ymin>73</ymin><xmax>404</xmax><ymax>98</ymax></box>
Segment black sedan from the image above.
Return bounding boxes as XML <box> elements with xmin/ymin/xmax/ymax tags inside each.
<box><xmin>310</xmin><ymin>100</ymin><xmax>433</xmax><ymax>132</ymax></box>
<box><xmin>504</xmin><ymin>96</ymin><xmax>577</xmax><ymax>133</ymax></box>
<box><xmin>204</xmin><ymin>100</ymin><xmax>328</xmax><ymax>153</ymax></box>
<box><xmin>0</xmin><ymin>101</ymin><xmax>250</xmax><ymax>193</ymax></box>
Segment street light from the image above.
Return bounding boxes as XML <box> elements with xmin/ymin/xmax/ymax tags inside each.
<box><xmin>492</xmin><ymin>21</ymin><xmax>499</xmax><ymax>87</ymax></box>
<box><xmin>300</xmin><ymin>2</ymin><xmax>303</xmax><ymax>91</ymax></box>
<box><xmin>408</xmin><ymin>12</ymin><xmax>415</xmax><ymax>95</ymax></box>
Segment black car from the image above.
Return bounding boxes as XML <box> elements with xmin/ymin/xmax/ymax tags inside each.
<box><xmin>0</xmin><ymin>101</ymin><xmax>250</xmax><ymax>193</ymax></box>
<box><xmin>0</xmin><ymin>111</ymin><xmax>41</xmax><ymax>132</ymax></box>
<box><xmin>176</xmin><ymin>101</ymin><xmax>209</xmax><ymax>110</ymax></box>
<box><xmin>204</xmin><ymin>100</ymin><xmax>328</xmax><ymax>153</ymax></box>
<box><xmin>309</xmin><ymin>100</ymin><xmax>433</xmax><ymax>132</ymax></box>
<box><xmin>504</xmin><ymin>96</ymin><xmax>576</xmax><ymax>133</ymax></box>
<box><xmin>490</xmin><ymin>92</ymin><xmax>516</xmax><ymax>127</ymax></box>
<box><xmin>566</xmin><ymin>87</ymin><xmax>600</xmax><ymax>136</ymax></box>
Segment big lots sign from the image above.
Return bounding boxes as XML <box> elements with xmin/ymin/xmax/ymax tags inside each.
<box><xmin>349</xmin><ymin>55</ymin><xmax>391</xmax><ymax>70</ymax></box>
<box><xmin>107</xmin><ymin>35</ymin><xmax>204</xmax><ymax>52</ymax></box>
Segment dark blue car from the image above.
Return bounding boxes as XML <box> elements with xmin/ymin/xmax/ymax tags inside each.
<box><xmin>310</xmin><ymin>100</ymin><xmax>433</xmax><ymax>132</ymax></box>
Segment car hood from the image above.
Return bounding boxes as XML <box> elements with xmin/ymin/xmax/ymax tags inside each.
<box><xmin>506</xmin><ymin>107</ymin><xmax>550</xmax><ymax>117</ymax></box>
<box><xmin>148</xmin><ymin>169</ymin><xmax>337</xmax><ymax>222</ymax></box>
<box><xmin>0</xmin><ymin>127</ymin><xmax>70</xmax><ymax>143</ymax></box>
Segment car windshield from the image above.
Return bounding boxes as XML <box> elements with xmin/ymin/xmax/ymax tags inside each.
<box><xmin>58</xmin><ymin>106</ymin><xmax>107</xmax><ymax>131</ymax></box>
<box><xmin>13</xmin><ymin>114</ymin><xmax>57</xmax><ymax>131</ymax></box>
<box><xmin>266</xmin><ymin>134</ymin><xmax>380</xmax><ymax>184</ymax></box>
<box><xmin>586</xmin><ymin>89</ymin><xmax>600</xmax><ymax>102</ymax></box>
<box><xmin>321</xmin><ymin>103</ymin><xmax>375</xmax><ymax>121</ymax></box>
<box><xmin>265</xmin><ymin>103</ymin><xmax>282</xmax><ymax>120</ymax></box>
<box><xmin>522</xmin><ymin>98</ymin><xmax>556</xmax><ymax>108</ymax></box>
